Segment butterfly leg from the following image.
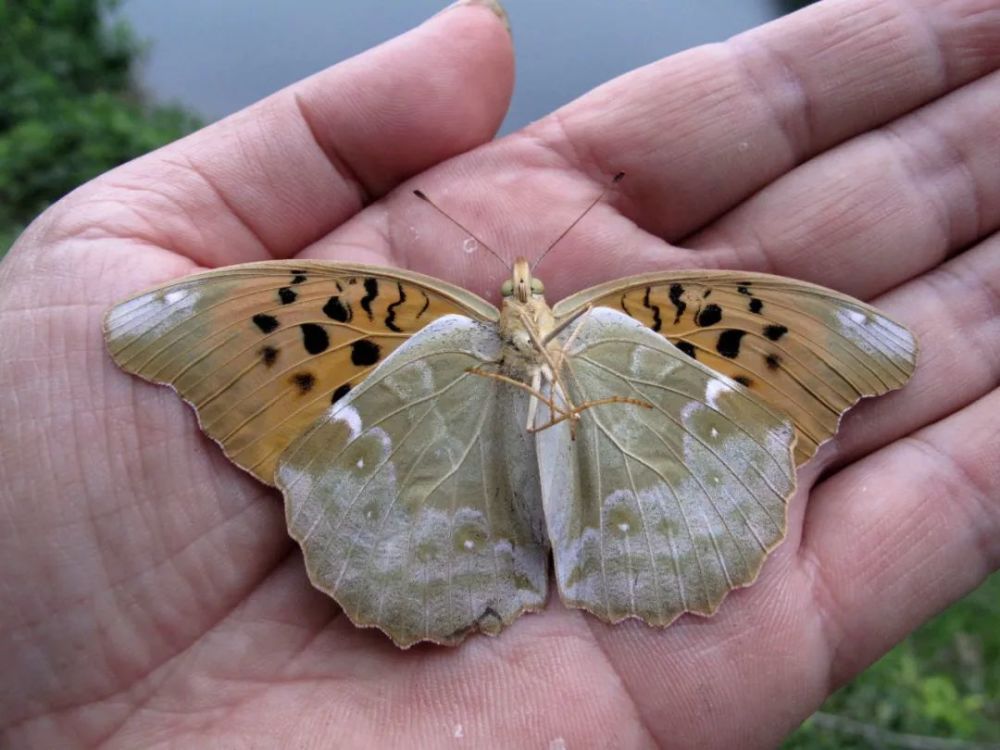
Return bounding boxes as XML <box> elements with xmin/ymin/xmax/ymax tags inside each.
<box><xmin>542</xmin><ymin>303</ymin><xmax>592</xmax><ymax>346</ymax></box>
<box><xmin>516</xmin><ymin>308</ymin><xmax>564</xmax><ymax>378</ymax></box>
<box><xmin>466</xmin><ymin>367</ymin><xmax>571</xmax><ymax>425</ymax></box>
<box><xmin>539</xmin><ymin>363</ymin><xmax>581</xmax><ymax>439</ymax></box>
<box><xmin>526</xmin><ymin>395</ymin><xmax>652</xmax><ymax>433</ymax></box>
<box><xmin>525</xmin><ymin>368</ymin><xmax>542</xmax><ymax>431</ymax></box>
<box><xmin>549</xmin><ymin>304</ymin><xmax>593</xmax><ymax>375</ymax></box>
<box><xmin>514</xmin><ymin>308</ymin><xmax>584</xmax><ymax>437</ymax></box>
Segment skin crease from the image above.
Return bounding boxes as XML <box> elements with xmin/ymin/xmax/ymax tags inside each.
<box><xmin>1</xmin><ymin>0</ymin><xmax>999</xmax><ymax>746</ymax></box>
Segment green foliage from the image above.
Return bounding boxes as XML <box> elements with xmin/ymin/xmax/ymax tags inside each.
<box><xmin>0</xmin><ymin>0</ymin><xmax>201</xmax><ymax>251</ymax></box>
<box><xmin>785</xmin><ymin>573</ymin><xmax>1000</xmax><ymax>747</ymax></box>
<box><xmin>775</xmin><ymin>0</ymin><xmax>819</xmax><ymax>12</ymax></box>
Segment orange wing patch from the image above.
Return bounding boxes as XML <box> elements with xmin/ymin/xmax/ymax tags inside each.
<box><xmin>105</xmin><ymin>262</ymin><xmax>497</xmax><ymax>484</ymax></box>
<box><xmin>554</xmin><ymin>272</ymin><xmax>916</xmax><ymax>464</ymax></box>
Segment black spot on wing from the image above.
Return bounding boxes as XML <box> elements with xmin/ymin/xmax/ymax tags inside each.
<box><xmin>737</xmin><ymin>284</ymin><xmax>752</xmax><ymax>296</ymax></box>
<box><xmin>716</xmin><ymin>329</ymin><xmax>746</xmax><ymax>358</ymax></box>
<box><xmin>351</xmin><ymin>339</ymin><xmax>381</xmax><ymax>366</ymax></box>
<box><xmin>749</xmin><ymin>298</ymin><xmax>763</xmax><ymax>314</ymax></box>
<box><xmin>733</xmin><ymin>375</ymin><xmax>753</xmax><ymax>387</ymax></box>
<box><xmin>323</xmin><ymin>296</ymin><xmax>351</xmax><ymax>323</ymax></box>
<box><xmin>765</xmin><ymin>353</ymin><xmax>782</xmax><ymax>370</ymax></box>
<box><xmin>278</xmin><ymin>287</ymin><xmax>297</xmax><ymax>305</ymax></box>
<box><xmin>417</xmin><ymin>290</ymin><xmax>430</xmax><ymax>319</ymax></box>
<box><xmin>675</xmin><ymin>340</ymin><xmax>696</xmax><ymax>359</ymax></box>
<box><xmin>668</xmin><ymin>284</ymin><xmax>686</xmax><ymax>325</ymax></box>
<box><xmin>252</xmin><ymin>313</ymin><xmax>279</xmax><ymax>334</ymax></box>
<box><xmin>361</xmin><ymin>277</ymin><xmax>379</xmax><ymax>320</ymax></box>
<box><xmin>764</xmin><ymin>324</ymin><xmax>788</xmax><ymax>341</ymax></box>
<box><xmin>642</xmin><ymin>287</ymin><xmax>662</xmax><ymax>332</ymax></box>
<box><xmin>696</xmin><ymin>303</ymin><xmax>722</xmax><ymax>327</ymax></box>
<box><xmin>620</xmin><ymin>293</ymin><xmax>631</xmax><ymax>317</ymax></box>
<box><xmin>300</xmin><ymin>323</ymin><xmax>329</xmax><ymax>354</ymax></box>
<box><xmin>331</xmin><ymin>383</ymin><xmax>351</xmax><ymax>404</ymax></box>
<box><xmin>291</xmin><ymin>274</ymin><xmax>307</xmax><ymax>285</ymax></box>
<box><xmin>292</xmin><ymin>372</ymin><xmax>316</xmax><ymax>393</ymax></box>
<box><xmin>260</xmin><ymin>346</ymin><xmax>279</xmax><ymax>367</ymax></box>
<box><xmin>385</xmin><ymin>282</ymin><xmax>406</xmax><ymax>332</ymax></box>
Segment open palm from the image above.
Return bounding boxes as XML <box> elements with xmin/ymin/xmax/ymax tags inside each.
<box><xmin>2</xmin><ymin>1</ymin><xmax>998</xmax><ymax>746</ymax></box>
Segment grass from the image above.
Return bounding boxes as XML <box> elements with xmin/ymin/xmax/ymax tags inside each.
<box><xmin>785</xmin><ymin>572</ymin><xmax>1000</xmax><ymax>747</ymax></box>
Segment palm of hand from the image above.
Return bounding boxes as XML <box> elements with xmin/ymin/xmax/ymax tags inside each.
<box><xmin>2</xmin><ymin>3</ymin><xmax>999</xmax><ymax>747</ymax></box>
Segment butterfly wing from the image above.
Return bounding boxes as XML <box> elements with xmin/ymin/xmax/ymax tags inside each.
<box><xmin>275</xmin><ymin>315</ymin><xmax>548</xmax><ymax>647</ymax></box>
<box><xmin>536</xmin><ymin>308</ymin><xmax>796</xmax><ymax>625</ymax></box>
<box><xmin>552</xmin><ymin>272</ymin><xmax>916</xmax><ymax>463</ymax></box>
<box><xmin>104</xmin><ymin>261</ymin><xmax>499</xmax><ymax>484</ymax></box>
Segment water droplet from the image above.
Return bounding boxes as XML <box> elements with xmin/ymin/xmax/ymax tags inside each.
<box><xmin>463</xmin><ymin>238</ymin><xmax>478</xmax><ymax>255</ymax></box>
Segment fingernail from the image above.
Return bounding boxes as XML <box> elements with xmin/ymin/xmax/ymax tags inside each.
<box><xmin>442</xmin><ymin>0</ymin><xmax>511</xmax><ymax>37</ymax></box>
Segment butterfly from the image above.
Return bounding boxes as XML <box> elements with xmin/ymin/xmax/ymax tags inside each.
<box><xmin>104</xmin><ymin>248</ymin><xmax>916</xmax><ymax>648</ymax></box>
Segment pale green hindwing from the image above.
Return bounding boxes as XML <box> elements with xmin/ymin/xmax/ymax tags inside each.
<box><xmin>536</xmin><ymin>308</ymin><xmax>797</xmax><ymax>625</ymax></box>
<box><xmin>275</xmin><ymin>315</ymin><xmax>548</xmax><ymax>648</ymax></box>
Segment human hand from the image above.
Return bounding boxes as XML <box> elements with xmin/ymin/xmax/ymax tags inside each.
<box><xmin>2</xmin><ymin>1</ymin><xmax>998</xmax><ymax>746</ymax></box>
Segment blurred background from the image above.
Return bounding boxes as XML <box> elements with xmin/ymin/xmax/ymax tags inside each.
<box><xmin>1</xmin><ymin>1</ymin><xmax>996</xmax><ymax>745</ymax></box>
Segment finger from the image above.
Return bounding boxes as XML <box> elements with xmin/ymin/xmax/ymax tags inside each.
<box><xmin>688</xmin><ymin>68</ymin><xmax>1000</xmax><ymax>298</ymax></box>
<box><xmin>533</xmin><ymin>0</ymin><xmax>1000</xmax><ymax>240</ymax></box>
<box><xmin>41</xmin><ymin>2</ymin><xmax>513</xmax><ymax>267</ymax></box>
<box><xmin>800</xmin><ymin>385</ymin><xmax>1000</xmax><ymax>687</ymax></box>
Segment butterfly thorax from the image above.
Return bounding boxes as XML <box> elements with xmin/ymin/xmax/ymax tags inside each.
<box><xmin>498</xmin><ymin>258</ymin><xmax>556</xmax><ymax>378</ymax></box>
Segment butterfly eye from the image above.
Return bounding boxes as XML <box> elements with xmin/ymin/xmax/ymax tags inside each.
<box><xmin>530</xmin><ymin>278</ymin><xmax>545</xmax><ymax>295</ymax></box>
<box><xmin>501</xmin><ymin>279</ymin><xmax>514</xmax><ymax>297</ymax></box>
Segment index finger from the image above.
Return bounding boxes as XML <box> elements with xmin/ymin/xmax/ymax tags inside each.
<box><xmin>45</xmin><ymin>2</ymin><xmax>513</xmax><ymax>268</ymax></box>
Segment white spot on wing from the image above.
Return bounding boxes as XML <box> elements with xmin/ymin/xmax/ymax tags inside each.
<box><xmin>835</xmin><ymin>309</ymin><xmax>880</xmax><ymax>355</ymax></box>
<box><xmin>705</xmin><ymin>379</ymin><xmax>727</xmax><ymax>408</ymax></box>
<box><xmin>332</xmin><ymin>404</ymin><xmax>363</xmax><ymax>440</ymax></box>
<box><xmin>109</xmin><ymin>286</ymin><xmax>201</xmax><ymax>337</ymax></box>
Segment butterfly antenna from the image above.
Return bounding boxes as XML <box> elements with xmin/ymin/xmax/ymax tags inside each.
<box><xmin>531</xmin><ymin>171</ymin><xmax>625</xmax><ymax>273</ymax></box>
<box><xmin>412</xmin><ymin>189</ymin><xmax>509</xmax><ymax>271</ymax></box>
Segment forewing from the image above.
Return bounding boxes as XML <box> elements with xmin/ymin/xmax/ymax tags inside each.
<box><xmin>275</xmin><ymin>315</ymin><xmax>548</xmax><ymax>648</ymax></box>
<box><xmin>553</xmin><ymin>271</ymin><xmax>916</xmax><ymax>463</ymax></box>
<box><xmin>104</xmin><ymin>261</ymin><xmax>499</xmax><ymax>484</ymax></box>
<box><xmin>536</xmin><ymin>308</ymin><xmax>796</xmax><ymax>626</ymax></box>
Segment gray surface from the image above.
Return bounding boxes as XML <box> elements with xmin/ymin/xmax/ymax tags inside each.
<box><xmin>120</xmin><ymin>0</ymin><xmax>789</xmax><ymax>133</ymax></box>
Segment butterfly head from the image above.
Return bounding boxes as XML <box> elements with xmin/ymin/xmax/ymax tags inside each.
<box><xmin>502</xmin><ymin>257</ymin><xmax>545</xmax><ymax>303</ymax></box>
